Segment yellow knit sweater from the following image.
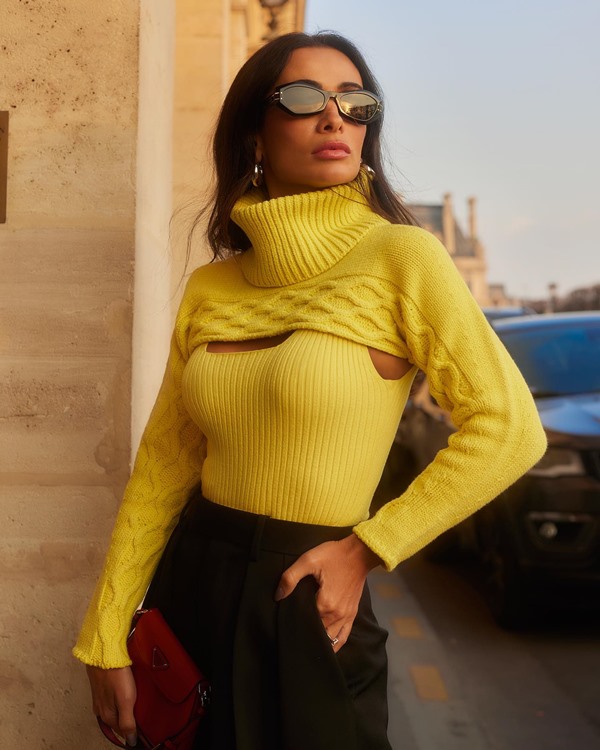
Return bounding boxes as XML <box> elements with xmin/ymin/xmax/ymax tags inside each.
<box><xmin>183</xmin><ymin>330</ymin><xmax>414</xmax><ymax>524</ymax></box>
<box><xmin>74</xmin><ymin>177</ymin><xmax>546</xmax><ymax>668</ymax></box>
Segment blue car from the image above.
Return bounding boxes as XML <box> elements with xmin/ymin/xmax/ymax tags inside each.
<box><xmin>392</xmin><ymin>312</ymin><xmax>600</xmax><ymax>626</ymax></box>
<box><xmin>482</xmin><ymin>305</ymin><xmax>537</xmax><ymax>321</ymax></box>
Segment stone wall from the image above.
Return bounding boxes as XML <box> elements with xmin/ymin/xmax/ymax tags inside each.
<box><xmin>0</xmin><ymin>1</ymin><xmax>305</xmax><ymax>746</ymax></box>
<box><xmin>0</xmin><ymin>1</ymin><xmax>139</xmax><ymax>747</ymax></box>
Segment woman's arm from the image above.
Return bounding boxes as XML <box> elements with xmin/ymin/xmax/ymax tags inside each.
<box><xmin>74</xmin><ymin>296</ymin><xmax>205</xmax><ymax>669</ymax></box>
<box><xmin>354</xmin><ymin>227</ymin><xmax>547</xmax><ymax>569</ymax></box>
<box><xmin>278</xmin><ymin>227</ymin><xmax>546</xmax><ymax>639</ymax></box>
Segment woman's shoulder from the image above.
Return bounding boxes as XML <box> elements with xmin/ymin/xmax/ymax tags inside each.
<box><xmin>347</xmin><ymin>221</ymin><xmax>475</xmax><ymax>310</ymax></box>
<box><xmin>187</xmin><ymin>255</ymin><xmax>241</xmax><ymax>285</ymax></box>
<box><xmin>175</xmin><ymin>256</ymin><xmax>242</xmax><ymax>320</ymax></box>
<box><xmin>362</xmin><ymin>223</ymin><xmax>453</xmax><ymax>277</ymax></box>
<box><xmin>370</xmin><ymin>222</ymin><xmax>445</xmax><ymax>256</ymax></box>
<box><xmin>182</xmin><ymin>256</ymin><xmax>242</xmax><ymax>296</ymax></box>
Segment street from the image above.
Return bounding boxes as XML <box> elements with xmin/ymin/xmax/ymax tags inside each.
<box><xmin>369</xmin><ymin>553</ymin><xmax>600</xmax><ymax>750</ymax></box>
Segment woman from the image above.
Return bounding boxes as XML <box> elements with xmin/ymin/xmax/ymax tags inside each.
<box><xmin>75</xmin><ymin>31</ymin><xmax>546</xmax><ymax>749</ymax></box>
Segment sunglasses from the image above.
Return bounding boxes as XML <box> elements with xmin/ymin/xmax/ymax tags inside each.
<box><xmin>266</xmin><ymin>83</ymin><xmax>383</xmax><ymax>124</ymax></box>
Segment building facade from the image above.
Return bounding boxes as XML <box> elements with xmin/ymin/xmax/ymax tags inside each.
<box><xmin>0</xmin><ymin>2</ymin><xmax>304</xmax><ymax>747</ymax></box>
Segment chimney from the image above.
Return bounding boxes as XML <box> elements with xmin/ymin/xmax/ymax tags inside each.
<box><xmin>467</xmin><ymin>196</ymin><xmax>477</xmax><ymax>240</ymax></box>
<box><xmin>442</xmin><ymin>193</ymin><xmax>455</xmax><ymax>255</ymax></box>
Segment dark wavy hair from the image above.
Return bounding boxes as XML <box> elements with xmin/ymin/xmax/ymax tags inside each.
<box><xmin>190</xmin><ymin>31</ymin><xmax>417</xmax><ymax>260</ymax></box>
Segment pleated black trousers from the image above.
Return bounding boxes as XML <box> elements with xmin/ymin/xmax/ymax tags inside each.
<box><xmin>145</xmin><ymin>494</ymin><xmax>392</xmax><ymax>750</ymax></box>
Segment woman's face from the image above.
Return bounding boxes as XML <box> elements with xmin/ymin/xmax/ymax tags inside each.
<box><xmin>256</xmin><ymin>47</ymin><xmax>368</xmax><ymax>200</ymax></box>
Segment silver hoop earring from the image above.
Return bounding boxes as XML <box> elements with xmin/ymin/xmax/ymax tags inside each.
<box><xmin>252</xmin><ymin>163</ymin><xmax>264</xmax><ymax>187</ymax></box>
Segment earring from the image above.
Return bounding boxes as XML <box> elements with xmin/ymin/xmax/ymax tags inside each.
<box><xmin>251</xmin><ymin>163</ymin><xmax>264</xmax><ymax>187</ymax></box>
<box><xmin>361</xmin><ymin>162</ymin><xmax>376</xmax><ymax>180</ymax></box>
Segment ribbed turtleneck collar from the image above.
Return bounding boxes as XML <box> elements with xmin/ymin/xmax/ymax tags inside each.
<box><xmin>230</xmin><ymin>173</ymin><xmax>386</xmax><ymax>287</ymax></box>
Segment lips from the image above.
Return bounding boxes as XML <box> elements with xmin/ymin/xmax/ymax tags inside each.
<box><xmin>312</xmin><ymin>141</ymin><xmax>351</xmax><ymax>158</ymax></box>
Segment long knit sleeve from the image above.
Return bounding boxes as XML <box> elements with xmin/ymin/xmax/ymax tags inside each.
<box><xmin>73</xmin><ymin>313</ymin><xmax>205</xmax><ymax>668</ymax></box>
<box><xmin>353</xmin><ymin>228</ymin><xmax>547</xmax><ymax>569</ymax></box>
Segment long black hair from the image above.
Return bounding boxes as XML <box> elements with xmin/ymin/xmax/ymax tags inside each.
<box><xmin>190</xmin><ymin>31</ymin><xmax>417</xmax><ymax>260</ymax></box>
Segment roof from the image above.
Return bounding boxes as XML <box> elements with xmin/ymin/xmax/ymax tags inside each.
<box><xmin>409</xmin><ymin>204</ymin><xmax>443</xmax><ymax>234</ymax></box>
<box><xmin>409</xmin><ymin>203</ymin><xmax>477</xmax><ymax>258</ymax></box>
<box><xmin>492</xmin><ymin>311</ymin><xmax>600</xmax><ymax>334</ymax></box>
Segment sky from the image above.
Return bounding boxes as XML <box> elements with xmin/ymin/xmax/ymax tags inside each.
<box><xmin>304</xmin><ymin>0</ymin><xmax>599</xmax><ymax>300</ymax></box>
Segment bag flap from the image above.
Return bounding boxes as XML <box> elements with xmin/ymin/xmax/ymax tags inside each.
<box><xmin>128</xmin><ymin>609</ymin><xmax>205</xmax><ymax>704</ymax></box>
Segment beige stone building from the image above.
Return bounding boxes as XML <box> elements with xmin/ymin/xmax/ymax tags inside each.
<box><xmin>0</xmin><ymin>1</ymin><xmax>304</xmax><ymax>747</ymax></box>
<box><xmin>410</xmin><ymin>193</ymin><xmax>491</xmax><ymax>306</ymax></box>
<box><xmin>488</xmin><ymin>282</ymin><xmax>522</xmax><ymax>308</ymax></box>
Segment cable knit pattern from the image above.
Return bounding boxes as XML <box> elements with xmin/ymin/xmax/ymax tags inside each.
<box><xmin>74</xmin><ymin>176</ymin><xmax>546</xmax><ymax>668</ymax></box>
<box><xmin>73</xmin><ymin>333</ymin><xmax>206</xmax><ymax>668</ymax></box>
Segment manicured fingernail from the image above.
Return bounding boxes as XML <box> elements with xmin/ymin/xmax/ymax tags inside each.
<box><xmin>126</xmin><ymin>734</ymin><xmax>138</xmax><ymax>747</ymax></box>
<box><xmin>274</xmin><ymin>587</ymin><xmax>284</xmax><ymax>601</ymax></box>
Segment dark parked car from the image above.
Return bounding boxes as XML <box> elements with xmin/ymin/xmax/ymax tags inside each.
<box><xmin>391</xmin><ymin>312</ymin><xmax>600</xmax><ymax>626</ymax></box>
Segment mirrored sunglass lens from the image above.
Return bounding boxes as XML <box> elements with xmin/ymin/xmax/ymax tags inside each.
<box><xmin>281</xmin><ymin>86</ymin><xmax>326</xmax><ymax>114</ymax></box>
<box><xmin>339</xmin><ymin>93</ymin><xmax>378</xmax><ymax>121</ymax></box>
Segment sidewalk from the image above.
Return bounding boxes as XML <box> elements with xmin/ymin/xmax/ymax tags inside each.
<box><xmin>368</xmin><ymin>567</ymin><xmax>490</xmax><ymax>750</ymax></box>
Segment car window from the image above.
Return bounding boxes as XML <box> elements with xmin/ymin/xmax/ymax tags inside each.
<box><xmin>498</xmin><ymin>322</ymin><xmax>600</xmax><ymax>396</ymax></box>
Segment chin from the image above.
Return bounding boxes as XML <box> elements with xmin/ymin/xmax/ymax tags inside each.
<box><xmin>267</xmin><ymin>165</ymin><xmax>361</xmax><ymax>198</ymax></box>
<box><xmin>311</xmin><ymin>165</ymin><xmax>362</xmax><ymax>189</ymax></box>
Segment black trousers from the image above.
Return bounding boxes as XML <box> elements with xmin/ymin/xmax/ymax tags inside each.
<box><xmin>145</xmin><ymin>494</ymin><xmax>392</xmax><ymax>750</ymax></box>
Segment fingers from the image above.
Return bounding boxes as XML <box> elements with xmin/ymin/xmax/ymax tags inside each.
<box><xmin>87</xmin><ymin>665</ymin><xmax>138</xmax><ymax>746</ymax></box>
<box><xmin>116</xmin><ymin>691</ymin><xmax>138</xmax><ymax>747</ymax></box>
<box><xmin>275</xmin><ymin>539</ymin><xmax>365</xmax><ymax>653</ymax></box>
<box><xmin>317</xmin><ymin>585</ymin><xmax>356</xmax><ymax>653</ymax></box>
<box><xmin>325</xmin><ymin>621</ymin><xmax>352</xmax><ymax>654</ymax></box>
<box><xmin>274</xmin><ymin>549</ymin><xmax>318</xmax><ymax>601</ymax></box>
<box><xmin>313</xmin><ymin>564</ymin><xmax>360</xmax><ymax>653</ymax></box>
<box><xmin>316</xmin><ymin>584</ymin><xmax>358</xmax><ymax>627</ymax></box>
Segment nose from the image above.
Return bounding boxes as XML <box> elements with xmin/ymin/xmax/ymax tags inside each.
<box><xmin>317</xmin><ymin>96</ymin><xmax>344</xmax><ymax>132</ymax></box>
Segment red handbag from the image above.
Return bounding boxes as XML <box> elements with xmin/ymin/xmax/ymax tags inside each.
<box><xmin>98</xmin><ymin>608</ymin><xmax>210</xmax><ymax>749</ymax></box>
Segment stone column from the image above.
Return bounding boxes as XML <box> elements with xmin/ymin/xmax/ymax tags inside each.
<box><xmin>0</xmin><ymin>1</ymin><xmax>139</xmax><ymax>747</ymax></box>
<box><xmin>442</xmin><ymin>192</ymin><xmax>456</xmax><ymax>255</ymax></box>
